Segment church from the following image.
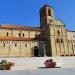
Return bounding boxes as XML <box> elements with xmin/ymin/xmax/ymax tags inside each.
<box><xmin>0</xmin><ymin>4</ymin><xmax>75</xmax><ymax>57</ymax></box>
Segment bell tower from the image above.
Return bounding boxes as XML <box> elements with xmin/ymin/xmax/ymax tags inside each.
<box><xmin>40</xmin><ymin>4</ymin><xmax>55</xmax><ymax>56</ymax></box>
<box><xmin>40</xmin><ymin>4</ymin><xmax>54</xmax><ymax>30</ymax></box>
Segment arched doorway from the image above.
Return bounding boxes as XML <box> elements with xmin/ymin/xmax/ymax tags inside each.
<box><xmin>34</xmin><ymin>46</ymin><xmax>39</xmax><ymax>57</ymax></box>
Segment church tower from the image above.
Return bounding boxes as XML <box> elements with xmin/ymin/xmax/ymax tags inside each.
<box><xmin>40</xmin><ymin>4</ymin><xmax>69</xmax><ymax>56</ymax></box>
<box><xmin>40</xmin><ymin>4</ymin><xmax>54</xmax><ymax>29</ymax></box>
<box><xmin>40</xmin><ymin>4</ymin><xmax>55</xmax><ymax>56</ymax></box>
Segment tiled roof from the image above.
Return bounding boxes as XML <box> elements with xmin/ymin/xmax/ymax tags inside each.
<box><xmin>0</xmin><ymin>37</ymin><xmax>45</xmax><ymax>41</ymax></box>
<box><xmin>0</xmin><ymin>37</ymin><xmax>35</xmax><ymax>41</ymax></box>
<box><xmin>0</xmin><ymin>24</ymin><xmax>42</xmax><ymax>31</ymax></box>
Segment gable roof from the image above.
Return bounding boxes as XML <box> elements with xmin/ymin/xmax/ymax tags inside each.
<box><xmin>0</xmin><ymin>24</ymin><xmax>42</xmax><ymax>31</ymax></box>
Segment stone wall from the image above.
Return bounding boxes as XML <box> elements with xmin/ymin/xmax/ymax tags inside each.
<box><xmin>0</xmin><ymin>28</ymin><xmax>41</xmax><ymax>38</ymax></box>
<box><xmin>0</xmin><ymin>41</ymin><xmax>45</xmax><ymax>57</ymax></box>
<box><xmin>67</xmin><ymin>31</ymin><xmax>75</xmax><ymax>55</ymax></box>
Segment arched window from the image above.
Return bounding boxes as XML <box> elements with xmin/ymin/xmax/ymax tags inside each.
<box><xmin>6</xmin><ymin>32</ymin><xmax>9</xmax><ymax>36</ymax></box>
<box><xmin>61</xmin><ymin>39</ymin><xmax>63</xmax><ymax>43</ymax></box>
<box><xmin>25</xmin><ymin>44</ymin><xmax>27</xmax><ymax>47</ymax></box>
<box><xmin>56</xmin><ymin>39</ymin><xmax>59</xmax><ymax>43</ymax></box>
<box><xmin>3</xmin><ymin>43</ymin><xmax>5</xmax><ymax>47</ymax></box>
<box><xmin>19</xmin><ymin>33</ymin><xmax>21</xmax><ymax>37</ymax></box>
<box><xmin>48</xmin><ymin>9</ymin><xmax>51</xmax><ymax>16</ymax></box>
<box><xmin>23</xmin><ymin>33</ymin><xmax>24</xmax><ymax>37</ymax></box>
<box><xmin>15</xmin><ymin>43</ymin><xmax>17</xmax><ymax>47</ymax></box>
<box><xmin>57</xmin><ymin>30</ymin><xmax>60</xmax><ymax>35</ymax></box>
<box><xmin>35</xmin><ymin>34</ymin><xmax>38</xmax><ymax>37</ymax></box>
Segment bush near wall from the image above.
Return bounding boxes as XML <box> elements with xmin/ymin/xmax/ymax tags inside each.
<box><xmin>0</xmin><ymin>60</ymin><xmax>15</xmax><ymax>70</ymax></box>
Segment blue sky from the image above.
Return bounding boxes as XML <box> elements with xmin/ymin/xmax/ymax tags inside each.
<box><xmin>0</xmin><ymin>0</ymin><xmax>75</xmax><ymax>30</ymax></box>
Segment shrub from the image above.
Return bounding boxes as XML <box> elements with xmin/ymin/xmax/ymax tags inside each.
<box><xmin>44</xmin><ymin>59</ymin><xmax>56</xmax><ymax>68</ymax></box>
<box><xmin>0</xmin><ymin>60</ymin><xmax>15</xmax><ymax>70</ymax></box>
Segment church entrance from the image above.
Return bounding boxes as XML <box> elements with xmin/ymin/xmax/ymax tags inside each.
<box><xmin>34</xmin><ymin>46</ymin><xmax>39</xmax><ymax>57</ymax></box>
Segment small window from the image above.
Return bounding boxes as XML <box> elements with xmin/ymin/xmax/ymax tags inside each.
<box><xmin>15</xmin><ymin>43</ymin><xmax>17</xmax><ymax>47</ymax></box>
<box><xmin>56</xmin><ymin>39</ymin><xmax>59</xmax><ymax>43</ymax></box>
<box><xmin>25</xmin><ymin>44</ymin><xmax>27</xmax><ymax>47</ymax></box>
<box><xmin>23</xmin><ymin>33</ymin><xmax>24</xmax><ymax>37</ymax></box>
<box><xmin>6</xmin><ymin>32</ymin><xmax>9</xmax><ymax>36</ymax></box>
<box><xmin>35</xmin><ymin>34</ymin><xmax>38</xmax><ymax>37</ymax></box>
<box><xmin>19</xmin><ymin>33</ymin><xmax>21</xmax><ymax>37</ymax></box>
<box><xmin>48</xmin><ymin>9</ymin><xmax>51</xmax><ymax>16</ymax></box>
<box><xmin>57</xmin><ymin>30</ymin><xmax>60</xmax><ymax>35</ymax></box>
<box><xmin>3</xmin><ymin>43</ymin><xmax>5</xmax><ymax>47</ymax></box>
<box><xmin>61</xmin><ymin>39</ymin><xmax>63</xmax><ymax>43</ymax></box>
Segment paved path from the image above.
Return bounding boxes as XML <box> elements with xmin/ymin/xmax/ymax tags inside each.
<box><xmin>0</xmin><ymin>68</ymin><xmax>75</xmax><ymax>75</ymax></box>
<box><xmin>0</xmin><ymin>57</ymin><xmax>75</xmax><ymax>70</ymax></box>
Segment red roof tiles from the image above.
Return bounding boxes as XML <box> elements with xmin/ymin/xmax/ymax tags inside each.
<box><xmin>0</xmin><ymin>37</ymin><xmax>35</xmax><ymax>41</ymax></box>
<box><xmin>0</xmin><ymin>24</ymin><xmax>42</xmax><ymax>31</ymax></box>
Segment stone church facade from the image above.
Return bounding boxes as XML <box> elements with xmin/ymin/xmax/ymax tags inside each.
<box><xmin>0</xmin><ymin>4</ymin><xmax>75</xmax><ymax>57</ymax></box>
